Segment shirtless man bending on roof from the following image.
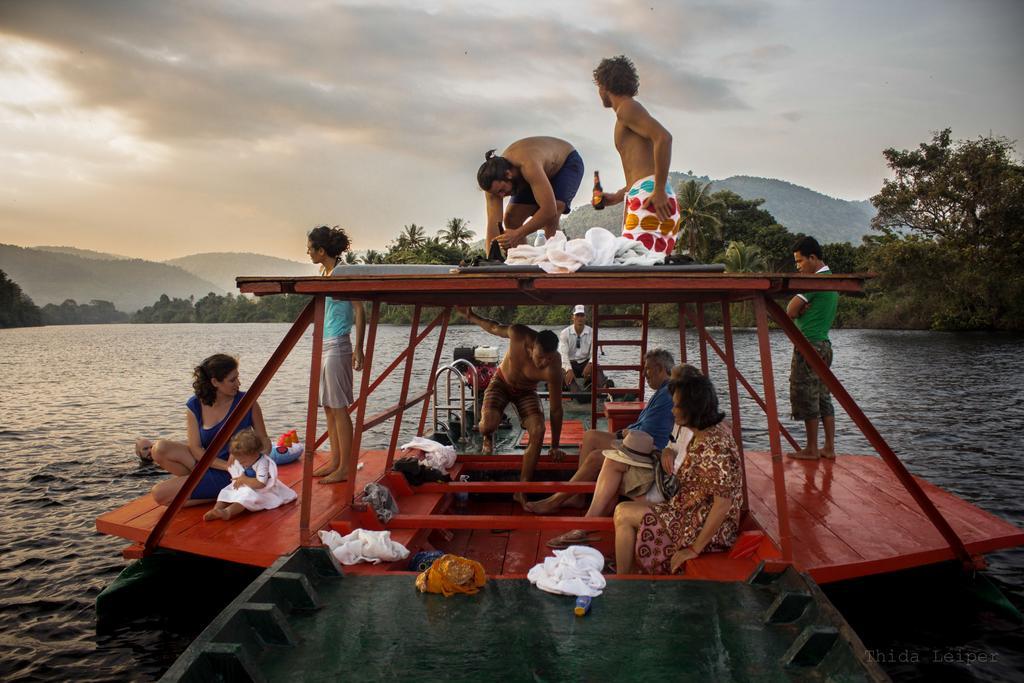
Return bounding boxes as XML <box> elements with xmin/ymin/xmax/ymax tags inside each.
<box><xmin>592</xmin><ymin>55</ymin><xmax>681</xmax><ymax>257</ymax></box>
<box><xmin>477</xmin><ymin>136</ymin><xmax>585</xmax><ymax>253</ymax></box>
<box><xmin>456</xmin><ymin>306</ymin><xmax>566</xmax><ymax>508</ymax></box>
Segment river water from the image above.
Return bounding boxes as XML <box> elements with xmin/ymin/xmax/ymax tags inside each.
<box><xmin>0</xmin><ymin>323</ymin><xmax>1022</xmax><ymax>681</ymax></box>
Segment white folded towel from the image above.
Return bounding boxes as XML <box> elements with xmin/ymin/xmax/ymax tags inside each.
<box><xmin>506</xmin><ymin>228</ymin><xmax>663</xmax><ymax>273</ymax></box>
<box><xmin>527</xmin><ymin>545</ymin><xmax>607</xmax><ymax>597</ymax></box>
<box><xmin>399</xmin><ymin>436</ymin><xmax>457</xmax><ymax>470</ymax></box>
<box><xmin>318</xmin><ymin>529</ymin><xmax>410</xmax><ymax>565</ymax></box>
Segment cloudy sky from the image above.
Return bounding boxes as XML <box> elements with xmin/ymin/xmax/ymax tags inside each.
<box><xmin>1</xmin><ymin>0</ymin><xmax>1021</xmax><ymax>260</ymax></box>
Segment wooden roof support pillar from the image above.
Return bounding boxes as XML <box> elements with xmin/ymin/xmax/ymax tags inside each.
<box><xmin>385</xmin><ymin>305</ymin><xmax>422</xmax><ymax>470</ymax></box>
<box><xmin>639</xmin><ymin>304</ymin><xmax>650</xmax><ymax>402</ymax></box>
<box><xmin>762</xmin><ymin>296</ymin><xmax>976</xmax><ymax>571</ymax></box>
<box><xmin>345</xmin><ymin>301</ymin><xmax>381</xmax><ymax>507</ymax></box>
<box><xmin>677</xmin><ymin>303</ymin><xmax>688</xmax><ymax>364</ymax></box>
<box><xmin>590</xmin><ymin>304</ymin><xmax>600</xmax><ymax>428</ymax></box>
<box><xmin>418</xmin><ymin>307</ymin><xmax>452</xmax><ymax>436</ymax></box>
<box><xmin>299</xmin><ymin>295</ymin><xmax>326</xmax><ymax>543</ymax></box>
<box><xmin>694</xmin><ymin>302</ymin><xmax>709</xmax><ymax>376</ymax></box>
<box><xmin>721</xmin><ymin>299</ymin><xmax>748</xmax><ymax>514</ymax></box>
<box><xmin>753</xmin><ymin>294</ymin><xmax>794</xmax><ymax>561</ymax></box>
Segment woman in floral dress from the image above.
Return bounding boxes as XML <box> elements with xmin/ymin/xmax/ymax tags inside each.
<box><xmin>613</xmin><ymin>371</ymin><xmax>742</xmax><ymax>574</ymax></box>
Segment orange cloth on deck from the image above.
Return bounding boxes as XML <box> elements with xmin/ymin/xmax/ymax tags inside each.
<box><xmin>415</xmin><ymin>554</ymin><xmax>487</xmax><ymax>597</ymax></box>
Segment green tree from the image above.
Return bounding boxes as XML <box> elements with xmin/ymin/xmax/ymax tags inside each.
<box><xmin>710</xmin><ymin>190</ymin><xmax>780</xmax><ymax>256</ymax></box>
<box><xmin>751</xmin><ymin>224</ymin><xmax>799</xmax><ymax>272</ymax></box>
<box><xmin>398</xmin><ymin>223</ymin><xmax>427</xmax><ymax>250</ymax></box>
<box><xmin>675</xmin><ymin>179</ymin><xmax>724</xmax><ymax>260</ymax></box>
<box><xmin>439</xmin><ymin>217</ymin><xmax>475</xmax><ymax>249</ymax></box>
<box><xmin>362</xmin><ymin>250</ymin><xmax>384</xmax><ymax>264</ymax></box>
<box><xmin>869</xmin><ymin>129</ymin><xmax>1024</xmax><ymax>329</ymax></box>
<box><xmin>343</xmin><ymin>251</ymin><xmax>359</xmax><ymax>265</ymax></box>
<box><xmin>720</xmin><ymin>241</ymin><xmax>767</xmax><ymax>273</ymax></box>
<box><xmin>872</xmin><ymin>129</ymin><xmax>1024</xmax><ymax>270</ymax></box>
<box><xmin>821</xmin><ymin>242</ymin><xmax>862</xmax><ymax>274</ymax></box>
<box><xmin>0</xmin><ymin>269</ymin><xmax>43</xmax><ymax>328</ymax></box>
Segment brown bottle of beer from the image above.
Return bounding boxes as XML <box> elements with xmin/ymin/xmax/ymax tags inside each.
<box><xmin>592</xmin><ymin>171</ymin><xmax>605</xmax><ymax>210</ymax></box>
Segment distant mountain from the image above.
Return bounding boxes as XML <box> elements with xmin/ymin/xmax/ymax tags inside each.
<box><xmin>708</xmin><ymin>176</ymin><xmax>875</xmax><ymax>244</ymax></box>
<box><xmin>165</xmin><ymin>252</ymin><xmax>317</xmax><ymax>293</ymax></box>
<box><xmin>33</xmin><ymin>245</ymin><xmax>133</xmax><ymax>261</ymax></box>
<box><xmin>558</xmin><ymin>172</ymin><xmax>875</xmax><ymax>245</ymax></box>
<box><xmin>0</xmin><ymin>244</ymin><xmax>225</xmax><ymax>312</ymax></box>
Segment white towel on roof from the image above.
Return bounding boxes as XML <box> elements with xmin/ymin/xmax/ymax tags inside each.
<box><xmin>527</xmin><ymin>545</ymin><xmax>607</xmax><ymax>597</ymax></box>
<box><xmin>318</xmin><ymin>529</ymin><xmax>410</xmax><ymax>565</ymax></box>
<box><xmin>506</xmin><ymin>229</ymin><xmax>663</xmax><ymax>273</ymax></box>
<box><xmin>399</xmin><ymin>436</ymin><xmax>457</xmax><ymax>470</ymax></box>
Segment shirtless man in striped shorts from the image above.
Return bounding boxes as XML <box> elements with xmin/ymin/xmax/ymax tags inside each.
<box><xmin>456</xmin><ymin>307</ymin><xmax>566</xmax><ymax>508</ymax></box>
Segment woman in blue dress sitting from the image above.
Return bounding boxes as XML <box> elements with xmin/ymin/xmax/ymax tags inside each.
<box><xmin>150</xmin><ymin>354</ymin><xmax>271</xmax><ymax>506</ymax></box>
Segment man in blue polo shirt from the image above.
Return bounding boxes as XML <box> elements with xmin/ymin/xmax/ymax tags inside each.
<box><xmin>525</xmin><ymin>348</ymin><xmax>675</xmax><ymax>515</ymax></box>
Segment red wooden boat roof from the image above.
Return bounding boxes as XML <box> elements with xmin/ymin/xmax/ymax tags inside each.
<box><xmin>236</xmin><ymin>270</ymin><xmax>868</xmax><ymax>306</ymax></box>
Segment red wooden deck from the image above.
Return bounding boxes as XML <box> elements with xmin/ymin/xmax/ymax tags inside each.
<box><xmin>98</xmin><ymin>449</ymin><xmax>1024</xmax><ymax>582</ymax></box>
<box><xmin>743</xmin><ymin>451</ymin><xmax>1024</xmax><ymax>583</ymax></box>
<box><xmin>97</xmin><ymin>450</ymin><xmax>388</xmax><ymax>566</ymax></box>
<box><xmin>518</xmin><ymin>419</ymin><xmax>586</xmax><ymax>447</ymax></box>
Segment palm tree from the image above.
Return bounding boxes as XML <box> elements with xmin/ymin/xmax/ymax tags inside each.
<box><xmin>438</xmin><ymin>217</ymin><xmax>475</xmax><ymax>249</ymax></box>
<box><xmin>343</xmin><ymin>251</ymin><xmax>359</xmax><ymax>265</ymax></box>
<box><xmin>675</xmin><ymin>179</ymin><xmax>724</xmax><ymax>261</ymax></box>
<box><xmin>400</xmin><ymin>223</ymin><xmax>426</xmax><ymax>249</ymax></box>
<box><xmin>720</xmin><ymin>241</ymin><xmax>767</xmax><ymax>273</ymax></box>
<box><xmin>362</xmin><ymin>249</ymin><xmax>383</xmax><ymax>264</ymax></box>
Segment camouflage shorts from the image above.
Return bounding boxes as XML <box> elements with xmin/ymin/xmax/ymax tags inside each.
<box><xmin>789</xmin><ymin>341</ymin><xmax>834</xmax><ymax>421</ymax></box>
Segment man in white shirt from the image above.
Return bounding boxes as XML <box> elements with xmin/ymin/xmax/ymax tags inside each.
<box><xmin>558</xmin><ymin>305</ymin><xmax>606</xmax><ymax>391</ymax></box>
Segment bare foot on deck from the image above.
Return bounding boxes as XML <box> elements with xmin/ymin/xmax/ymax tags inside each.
<box><xmin>313</xmin><ymin>462</ymin><xmax>339</xmax><ymax>477</ymax></box>
<box><xmin>821</xmin><ymin>448</ymin><xmax>836</xmax><ymax>459</ymax></box>
<box><xmin>525</xmin><ymin>495</ymin><xmax>560</xmax><ymax>515</ymax></box>
<box><xmin>513</xmin><ymin>492</ymin><xmax>528</xmax><ymax>510</ymax></box>
<box><xmin>318</xmin><ymin>468</ymin><xmax>349</xmax><ymax>484</ymax></box>
<box><xmin>786</xmin><ymin>447</ymin><xmax>820</xmax><ymax>460</ymax></box>
<box><xmin>526</xmin><ymin>494</ymin><xmax>587</xmax><ymax>515</ymax></box>
<box><xmin>203</xmin><ymin>508</ymin><xmax>226</xmax><ymax>521</ymax></box>
<box><xmin>481</xmin><ymin>436</ymin><xmax>493</xmax><ymax>456</ymax></box>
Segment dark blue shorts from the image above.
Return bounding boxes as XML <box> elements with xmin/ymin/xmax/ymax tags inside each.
<box><xmin>190</xmin><ymin>466</ymin><xmax>231</xmax><ymax>500</ymax></box>
<box><xmin>510</xmin><ymin>149</ymin><xmax>584</xmax><ymax>214</ymax></box>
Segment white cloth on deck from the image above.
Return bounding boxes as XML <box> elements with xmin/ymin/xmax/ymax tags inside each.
<box><xmin>318</xmin><ymin>529</ymin><xmax>410</xmax><ymax>565</ymax></box>
<box><xmin>505</xmin><ymin>228</ymin><xmax>663</xmax><ymax>273</ymax></box>
<box><xmin>216</xmin><ymin>455</ymin><xmax>297</xmax><ymax>511</ymax></box>
<box><xmin>527</xmin><ymin>545</ymin><xmax>607</xmax><ymax>597</ymax></box>
<box><xmin>400</xmin><ymin>436</ymin><xmax>457</xmax><ymax>470</ymax></box>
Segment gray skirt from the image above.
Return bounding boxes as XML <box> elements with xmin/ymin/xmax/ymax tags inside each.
<box><xmin>320</xmin><ymin>335</ymin><xmax>354</xmax><ymax>408</ymax></box>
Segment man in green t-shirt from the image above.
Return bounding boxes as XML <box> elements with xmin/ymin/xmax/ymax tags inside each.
<box><xmin>786</xmin><ymin>236</ymin><xmax>839</xmax><ymax>460</ymax></box>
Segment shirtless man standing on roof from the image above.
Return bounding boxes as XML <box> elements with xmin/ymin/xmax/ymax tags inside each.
<box><xmin>592</xmin><ymin>55</ymin><xmax>681</xmax><ymax>257</ymax></box>
<box><xmin>456</xmin><ymin>306</ymin><xmax>566</xmax><ymax>508</ymax></box>
<box><xmin>477</xmin><ymin>136</ymin><xmax>585</xmax><ymax>253</ymax></box>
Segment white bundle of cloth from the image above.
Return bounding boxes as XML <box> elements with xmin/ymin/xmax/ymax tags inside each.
<box><xmin>505</xmin><ymin>228</ymin><xmax>664</xmax><ymax>273</ymax></box>
<box><xmin>526</xmin><ymin>545</ymin><xmax>607</xmax><ymax>597</ymax></box>
<box><xmin>318</xmin><ymin>529</ymin><xmax>410</xmax><ymax>565</ymax></box>
<box><xmin>400</xmin><ymin>436</ymin><xmax>457</xmax><ymax>470</ymax></box>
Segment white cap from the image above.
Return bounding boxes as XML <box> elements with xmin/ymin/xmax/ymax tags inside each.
<box><xmin>573</xmin><ymin>305</ymin><xmax>586</xmax><ymax>315</ymax></box>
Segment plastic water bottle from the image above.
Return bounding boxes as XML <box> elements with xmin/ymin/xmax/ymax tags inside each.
<box><xmin>574</xmin><ymin>595</ymin><xmax>592</xmax><ymax>617</ymax></box>
<box><xmin>454</xmin><ymin>474</ymin><xmax>470</xmax><ymax>512</ymax></box>
<box><xmin>534</xmin><ymin>231</ymin><xmax>547</xmax><ymax>247</ymax></box>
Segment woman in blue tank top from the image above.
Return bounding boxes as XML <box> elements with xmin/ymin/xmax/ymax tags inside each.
<box><xmin>150</xmin><ymin>354</ymin><xmax>272</xmax><ymax>505</ymax></box>
<box><xmin>306</xmin><ymin>225</ymin><xmax>365</xmax><ymax>484</ymax></box>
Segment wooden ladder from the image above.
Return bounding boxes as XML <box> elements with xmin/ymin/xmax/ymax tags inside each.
<box><xmin>590</xmin><ymin>304</ymin><xmax>650</xmax><ymax>426</ymax></box>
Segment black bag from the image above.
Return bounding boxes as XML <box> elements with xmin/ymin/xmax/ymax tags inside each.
<box><xmin>654</xmin><ymin>456</ymin><xmax>679</xmax><ymax>500</ymax></box>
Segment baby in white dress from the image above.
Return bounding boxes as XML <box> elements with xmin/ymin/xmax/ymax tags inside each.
<box><xmin>204</xmin><ymin>430</ymin><xmax>298</xmax><ymax>521</ymax></box>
